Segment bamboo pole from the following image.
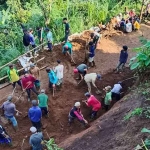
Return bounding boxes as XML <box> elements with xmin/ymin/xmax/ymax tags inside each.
<box><xmin>0</xmin><ymin>63</ymin><xmax>47</xmax><ymax>90</ymax></box>
<box><xmin>140</xmin><ymin>0</ymin><xmax>146</xmax><ymax>21</ymax></box>
<box><xmin>0</xmin><ymin>42</ymin><xmax>46</xmax><ymax>70</ymax></box>
<box><xmin>0</xmin><ymin>57</ymin><xmax>45</xmax><ymax>82</ymax></box>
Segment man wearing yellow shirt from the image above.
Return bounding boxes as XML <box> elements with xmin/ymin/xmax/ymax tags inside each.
<box><xmin>7</xmin><ymin>64</ymin><xmax>21</xmax><ymax>88</ymax></box>
<box><xmin>134</xmin><ymin>20</ymin><xmax>140</xmax><ymax>30</ymax></box>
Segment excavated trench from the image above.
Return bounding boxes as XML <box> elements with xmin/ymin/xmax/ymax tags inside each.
<box><xmin>0</xmin><ymin>32</ymin><xmax>136</xmax><ymax>150</ymax></box>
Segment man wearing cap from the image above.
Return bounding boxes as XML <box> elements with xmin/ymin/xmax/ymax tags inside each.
<box><xmin>84</xmin><ymin>93</ymin><xmax>101</xmax><ymax>119</ymax></box>
<box><xmin>111</xmin><ymin>82</ymin><xmax>122</xmax><ymax>101</ymax></box>
<box><xmin>74</xmin><ymin>64</ymin><xmax>88</xmax><ymax>80</ymax></box>
<box><xmin>46</xmin><ymin>68</ymin><xmax>58</xmax><ymax>89</ymax></box>
<box><xmin>38</xmin><ymin>90</ymin><xmax>49</xmax><ymax>117</ymax></box>
<box><xmin>28</xmin><ymin>100</ymin><xmax>42</xmax><ymax>132</ymax></box>
<box><xmin>68</xmin><ymin>102</ymin><xmax>88</xmax><ymax>127</ymax></box>
<box><xmin>84</xmin><ymin>73</ymin><xmax>101</xmax><ymax>94</ymax></box>
<box><xmin>29</xmin><ymin>64</ymin><xmax>41</xmax><ymax>91</ymax></box>
<box><xmin>45</xmin><ymin>28</ymin><xmax>53</xmax><ymax>51</ymax></box>
<box><xmin>116</xmin><ymin>46</ymin><xmax>128</xmax><ymax>72</ymax></box>
<box><xmin>104</xmin><ymin>86</ymin><xmax>112</xmax><ymax>111</ymax></box>
<box><xmin>29</xmin><ymin>126</ymin><xmax>43</xmax><ymax>150</ymax></box>
<box><xmin>0</xmin><ymin>96</ymin><xmax>20</xmax><ymax>131</ymax></box>
<box><xmin>54</xmin><ymin>60</ymin><xmax>64</xmax><ymax>86</ymax></box>
<box><xmin>7</xmin><ymin>64</ymin><xmax>22</xmax><ymax>89</ymax></box>
<box><xmin>21</xmin><ymin>71</ymin><xmax>38</xmax><ymax>101</ymax></box>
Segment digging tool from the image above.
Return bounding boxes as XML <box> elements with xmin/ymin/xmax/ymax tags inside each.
<box><xmin>15</xmin><ymin>83</ymin><xmax>31</xmax><ymax>103</ymax></box>
<box><xmin>11</xmin><ymin>86</ymin><xmax>16</xmax><ymax>96</ymax></box>
<box><xmin>95</xmin><ymin>87</ymin><xmax>101</xmax><ymax>94</ymax></box>
<box><xmin>67</xmin><ymin>51</ymin><xmax>76</xmax><ymax>65</ymax></box>
<box><xmin>77</xmin><ymin>79</ymin><xmax>84</xmax><ymax>85</ymax></box>
<box><xmin>52</xmin><ymin>85</ymin><xmax>56</xmax><ymax>97</ymax></box>
<box><xmin>82</xmin><ymin>100</ymin><xmax>87</xmax><ymax>103</ymax></box>
<box><xmin>21</xmin><ymin>136</ymin><xmax>28</xmax><ymax>150</ymax></box>
<box><xmin>44</xmin><ymin>129</ymin><xmax>50</xmax><ymax>139</ymax></box>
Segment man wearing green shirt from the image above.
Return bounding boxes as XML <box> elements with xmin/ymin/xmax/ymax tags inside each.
<box><xmin>104</xmin><ymin>86</ymin><xmax>112</xmax><ymax>111</ymax></box>
<box><xmin>38</xmin><ymin>89</ymin><xmax>49</xmax><ymax>117</ymax></box>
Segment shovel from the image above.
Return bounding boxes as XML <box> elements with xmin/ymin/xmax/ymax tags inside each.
<box><xmin>15</xmin><ymin>83</ymin><xmax>31</xmax><ymax>103</ymax></box>
<box><xmin>77</xmin><ymin>79</ymin><xmax>84</xmax><ymax>85</ymax></box>
<box><xmin>67</xmin><ymin>52</ymin><xmax>77</xmax><ymax>65</ymax></box>
<box><xmin>11</xmin><ymin>86</ymin><xmax>16</xmax><ymax>96</ymax></box>
<box><xmin>95</xmin><ymin>87</ymin><xmax>101</xmax><ymax>94</ymax></box>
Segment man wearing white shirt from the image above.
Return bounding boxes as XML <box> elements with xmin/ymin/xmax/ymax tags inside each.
<box><xmin>84</xmin><ymin>73</ymin><xmax>101</xmax><ymax>94</ymax></box>
<box><xmin>111</xmin><ymin>82</ymin><xmax>122</xmax><ymax>101</ymax></box>
<box><xmin>54</xmin><ymin>60</ymin><xmax>64</xmax><ymax>85</ymax></box>
<box><xmin>126</xmin><ymin>20</ymin><xmax>132</xmax><ymax>33</ymax></box>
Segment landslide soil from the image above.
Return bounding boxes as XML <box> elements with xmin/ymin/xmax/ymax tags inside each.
<box><xmin>0</xmin><ymin>24</ymin><xmax>150</xmax><ymax>150</ymax></box>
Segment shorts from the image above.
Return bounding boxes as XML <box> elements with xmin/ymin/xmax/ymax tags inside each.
<box><xmin>5</xmin><ymin>115</ymin><xmax>17</xmax><ymax>127</ymax></box>
<box><xmin>34</xmin><ymin>80</ymin><xmax>40</xmax><ymax>87</ymax></box>
<box><xmin>88</xmin><ymin>57</ymin><xmax>94</xmax><ymax>62</ymax></box>
<box><xmin>24</xmin><ymin>46</ymin><xmax>29</xmax><ymax>51</ymax></box>
<box><xmin>58</xmin><ymin>79</ymin><xmax>63</xmax><ymax>84</ymax></box>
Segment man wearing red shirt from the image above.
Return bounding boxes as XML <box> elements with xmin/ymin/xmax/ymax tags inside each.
<box><xmin>84</xmin><ymin>92</ymin><xmax>101</xmax><ymax>119</ymax></box>
<box><xmin>21</xmin><ymin>71</ymin><xmax>38</xmax><ymax>101</ymax></box>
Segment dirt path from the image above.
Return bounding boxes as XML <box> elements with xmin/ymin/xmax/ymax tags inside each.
<box><xmin>0</xmin><ymin>24</ymin><xmax>150</xmax><ymax>150</ymax></box>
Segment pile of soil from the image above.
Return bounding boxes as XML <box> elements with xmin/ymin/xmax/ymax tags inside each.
<box><xmin>0</xmin><ymin>24</ymin><xmax>150</xmax><ymax>150</ymax></box>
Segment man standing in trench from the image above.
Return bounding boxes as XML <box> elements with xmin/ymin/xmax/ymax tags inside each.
<box><xmin>28</xmin><ymin>100</ymin><xmax>42</xmax><ymax>132</ymax></box>
<box><xmin>84</xmin><ymin>73</ymin><xmax>101</xmax><ymax>94</ymax></box>
<box><xmin>1</xmin><ymin>95</ymin><xmax>21</xmax><ymax>131</ymax></box>
<box><xmin>21</xmin><ymin>71</ymin><xmax>38</xmax><ymax>101</ymax></box>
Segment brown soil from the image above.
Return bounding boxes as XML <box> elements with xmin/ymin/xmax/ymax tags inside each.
<box><xmin>0</xmin><ymin>24</ymin><xmax>150</xmax><ymax>150</ymax></box>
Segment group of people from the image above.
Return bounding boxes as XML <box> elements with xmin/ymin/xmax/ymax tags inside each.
<box><xmin>23</xmin><ymin>18</ymin><xmax>70</xmax><ymax>56</ymax></box>
<box><xmin>111</xmin><ymin>8</ymin><xmax>140</xmax><ymax>33</ymax></box>
<box><xmin>0</xmin><ymin>14</ymin><xmax>130</xmax><ymax>149</ymax></box>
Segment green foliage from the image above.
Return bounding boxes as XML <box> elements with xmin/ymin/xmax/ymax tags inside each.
<box><xmin>124</xmin><ymin>108</ymin><xmax>143</xmax><ymax>120</ymax></box>
<box><xmin>143</xmin><ymin>107</ymin><xmax>150</xmax><ymax>119</ymax></box>
<box><xmin>43</xmin><ymin>138</ymin><xmax>63</xmax><ymax>150</ymax></box>
<box><xmin>0</xmin><ymin>0</ymin><xmax>142</xmax><ymax>79</ymax></box>
<box><xmin>130</xmin><ymin>37</ymin><xmax>150</xmax><ymax>72</ymax></box>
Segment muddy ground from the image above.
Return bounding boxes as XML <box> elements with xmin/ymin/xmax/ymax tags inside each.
<box><xmin>0</xmin><ymin>24</ymin><xmax>150</xmax><ymax>150</ymax></box>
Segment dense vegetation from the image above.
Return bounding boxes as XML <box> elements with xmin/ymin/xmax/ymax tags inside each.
<box><xmin>0</xmin><ymin>0</ymin><xmax>142</xmax><ymax>79</ymax></box>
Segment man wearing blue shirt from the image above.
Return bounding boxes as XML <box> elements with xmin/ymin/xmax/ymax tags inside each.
<box><xmin>45</xmin><ymin>28</ymin><xmax>53</xmax><ymax>51</ymax></box>
<box><xmin>63</xmin><ymin>18</ymin><xmax>70</xmax><ymax>42</ymax></box>
<box><xmin>116</xmin><ymin>45</ymin><xmax>128</xmax><ymax>72</ymax></box>
<box><xmin>28</xmin><ymin>100</ymin><xmax>42</xmax><ymax>132</ymax></box>
<box><xmin>46</xmin><ymin>68</ymin><xmax>58</xmax><ymax>89</ymax></box>
<box><xmin>88</xmin><ymin>41</ymin><xmax>96</xmax><ymax>67</ymax></box>
<box><xmin>29</xmin><ymin>28</ymin><xmax>36</xmax><ymax>48</ymax></box>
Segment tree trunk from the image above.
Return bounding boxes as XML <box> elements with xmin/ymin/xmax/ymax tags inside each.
<box><xmin>140</xmin><ymin>0</ymin><xmax>145</xmax><ymax>21</ymax></box>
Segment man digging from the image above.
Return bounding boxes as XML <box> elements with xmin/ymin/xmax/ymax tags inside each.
<box><xmin>62</xmin><ymin>42</ymin><xmax>75</xmax><ymax>64</ymax></box>
<box><xmin>1</xmin><ymin>95</ymin><xmax>21</xmax><ymax>131</ymax></box>
<box><xmin>84</xmin><ymin>73</ymin><xmax>101</xmax><ymax>94</ymax></box>
<box><xmin>68</xmin><ymin>102</ymin><xmax>88</xmax><ymax>127</ymax></box>
<box><xmin>84</xmin><ymin>92</ymin><xmax>101</xmax><ymax>119</ymax></box>
<box><xmin>38</xmin><ymin>89</ymin><xmax>49</xmax><ymax>118</ymax></box>
<box><xmin>21</xmin><ymin>71</ymin><xmax>38</xmax><ymax>101</ymax></box>
<box><xmin>73</xmin><ymin>64</ymin><xmax>88</xmax><ymax>83</ymax></box>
